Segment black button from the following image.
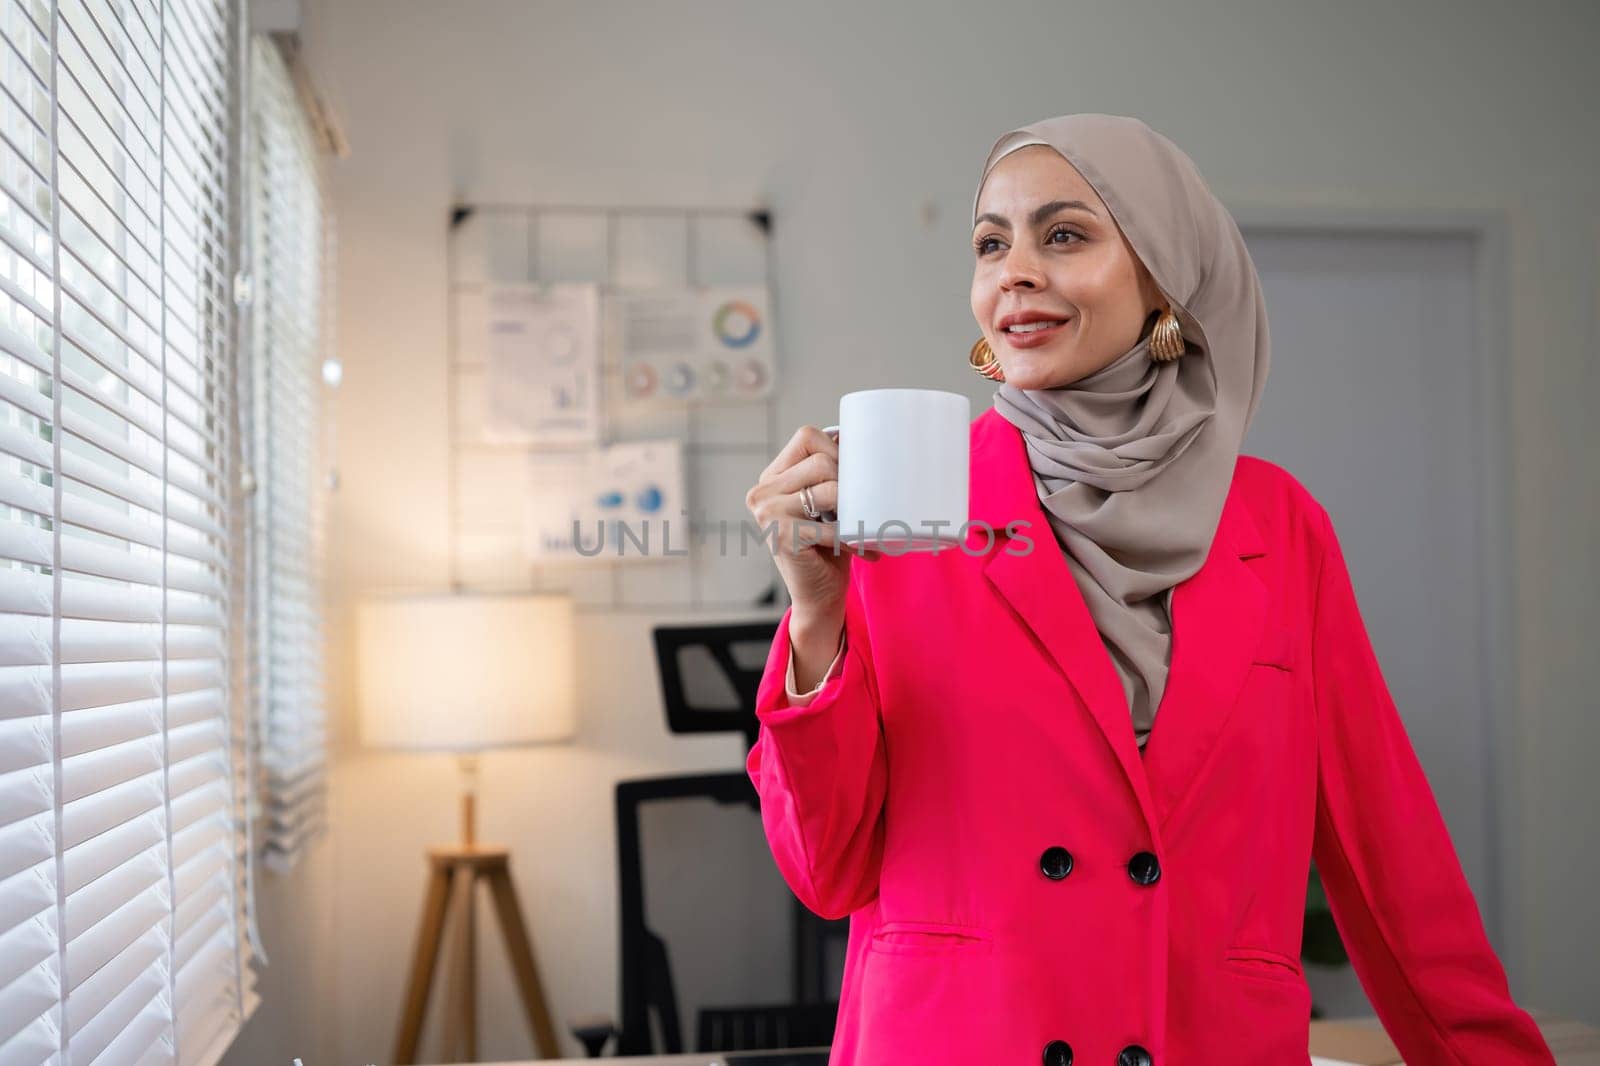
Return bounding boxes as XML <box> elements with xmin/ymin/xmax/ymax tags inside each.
<box><xmin>1041</xmin><ymin>1039</ymin><xmax>1073</xmax><ymax>1066</ymax></box>
<box><xmin>1039</xmin><ymin>846</ymin><xmax>1074</xmax><ymax>880</ymax></box>
<box><xmin>1127</xmin><ymin>851</ymin><xmax>1161</xmax><ymax>885</ymax></box>
<box><xmin>1117</xmin><ymin>1045</ymin><xmax>1152</xmax><ymax>1066</ymax></box>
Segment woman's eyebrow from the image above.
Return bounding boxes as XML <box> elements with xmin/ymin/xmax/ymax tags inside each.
<box><xmin>974</xmin><ymin>199</ymin><xmax>1098</xmax><ymax>230</ymax></box>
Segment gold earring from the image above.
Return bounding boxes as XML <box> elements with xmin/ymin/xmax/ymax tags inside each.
<box><xmin>969</xmin><ymin>337</ymin><xmax>1005</xmax><ymax>382</ymax></box>
<box><xmin>1150</xmin><ymin>306</ymin><xmax>1185</xmax><ymax>362</ymax></box>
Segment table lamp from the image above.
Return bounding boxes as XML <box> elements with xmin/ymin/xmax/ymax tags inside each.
<box><xmin>356</xmin><ymin>592</ymin><xmax>576</xmax><ymax>1064</ymax></box>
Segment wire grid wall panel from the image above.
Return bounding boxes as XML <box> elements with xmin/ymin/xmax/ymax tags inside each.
<box><xmin>0</xmin><ymin>0</ymin><xmax>257</xmax><ymax>1062</ymax></box>
<box><xmin>242</xmin><ymin>34</ymin><xmax>328</xmax><ymax>877</ymax></box>
<box><xmin>447</xmin><ymin>205</ymin><xmax>785</xmax><ymax>612</ymax></box>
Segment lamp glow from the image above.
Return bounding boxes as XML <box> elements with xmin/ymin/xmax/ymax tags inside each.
<box><xmin>355</xmin><ymin>593</ymin><xmax>577</xmax><ymax>751</ymax></box>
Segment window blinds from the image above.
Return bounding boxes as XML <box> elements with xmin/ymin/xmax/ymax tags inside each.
<box><xmin>243</xmin><ymin>34</ymin><xmax>328</xmax><ymax>874</ymax></box>
<box><xmin>0</xmin><ymin>0</ymin><xmax>257</xmax><ymax>1062</ymax></box>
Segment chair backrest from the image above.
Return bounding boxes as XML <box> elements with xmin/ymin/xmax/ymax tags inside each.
<box><xmin>697</xmin><ymin>1005</ymin><xmax>838</xmax><ymax>1054</ymax></box>
<box><xmin>615</xmin><ymin>774</ymin><xmax>845</xmax><ymax>1055</ymax></box>
<box><xmin>651</xmin><ymin>621</ymin><xmax>778</xmax><ymax>751</ymax></box>
<box><xmin>609</xmin><ymin>621</ymin><xmax>847</xmax><ymax>1056</ymax></box>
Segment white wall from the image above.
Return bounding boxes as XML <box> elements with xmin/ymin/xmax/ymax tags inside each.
<box><xmin>226</xmin><ymin>1</ymin><xmax>1600</xmax><ymax>1061</ymax></box>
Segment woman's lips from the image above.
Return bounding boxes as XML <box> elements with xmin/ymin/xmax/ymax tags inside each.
<box><xmin>999</xmin><ymin>318</ymin><xmax>1071</xmax><ymax>349</ymax></box>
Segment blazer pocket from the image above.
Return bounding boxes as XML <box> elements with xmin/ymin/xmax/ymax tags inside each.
<box><xmin>1223</xmin><ymin>945</ymin><xmax>1304</xmax><ymax>983</ymax></box>
<box><xmin>870</xmin><ymin>920</ymin><xmax>994</xmax><ymax>957</ymax></box>
<box><xmin>1251</xmin><ymin>625</ymin><xmax>1296</xmax><ymax>671</ymax></box>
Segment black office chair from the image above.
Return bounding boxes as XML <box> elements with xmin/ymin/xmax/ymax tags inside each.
<box><xmin>569</xmin><ymin>621</ymin><xmax>849</xmax><ymax>1057</ymax></box>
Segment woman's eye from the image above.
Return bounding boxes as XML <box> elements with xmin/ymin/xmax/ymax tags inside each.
<box><xmin>974</xmin><ymin>228</ymin><xmax>1082</xmax><ymax>257</ymax></box>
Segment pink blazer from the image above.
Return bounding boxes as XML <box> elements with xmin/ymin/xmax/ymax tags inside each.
<box><xmin>746</xmin><ymin>408</ymin><xmax>1552</xmax><ymax>1066</ymax></box>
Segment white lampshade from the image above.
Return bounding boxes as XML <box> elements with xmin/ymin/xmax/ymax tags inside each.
<box><xmin>356</xmin><ymin>593</ymin><xmax>578</xmax><ymax>751</ymax></box>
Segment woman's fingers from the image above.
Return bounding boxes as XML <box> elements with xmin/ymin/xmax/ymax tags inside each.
<box><xmin>760</xmin><ymin>424</ymin><xmax>839</xmax><ymax>481</ymax></box>
<box><xmin>816</xmin><ymin>482</ymin><xmax>839</xmax><ymax>518</ymax></box>
<box><xmin>793</xmin><ymin>476</ymin><xmax>838</xmax><ymax>516</ymax></box>
<box><xmin>748</xmin><ymin>424</ymin><xmax>881</xmax><ymax>562</ymax></box>
<box><xmin>763</xmin><ymin>448</ymin><xmax>837</xmax><ymax>500</ymax></box>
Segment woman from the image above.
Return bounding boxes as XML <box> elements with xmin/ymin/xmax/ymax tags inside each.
<box><xmin>742</xmin><ymin>114</ymin><xmax>1553</xmax><ymax>1065</ymax></box>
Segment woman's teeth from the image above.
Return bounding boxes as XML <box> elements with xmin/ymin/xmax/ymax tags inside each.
<box><xmin>1006</xmin><ymin>320</ymin><xmax>1066</xmax><ymax>333</ymax></box>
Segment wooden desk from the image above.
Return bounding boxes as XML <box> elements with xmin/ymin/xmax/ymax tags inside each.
<box><xmin>1309</xmin><ymin>1012</ymin><xmax>1600</xmax><ymax>1065</ymax></box>
<box><xmin>483</xmin><ymin>1051</ymin><xmax>827</xmax><ymax>1065</ymax></box>
<box><xmin>477</xmin><ymin>1013</ymin><xmax>1600</xmax><ymax>1065</ymax></box>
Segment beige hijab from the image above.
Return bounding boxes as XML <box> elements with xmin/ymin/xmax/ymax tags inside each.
<box><xmin>972</xmin><ymin>114</ymin><xmax>1270</xmax><ymax>751</ymax></box>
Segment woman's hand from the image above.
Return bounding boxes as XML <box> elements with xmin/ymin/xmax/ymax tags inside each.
<box><xmin>746</xmin><ymin>425</ymin><xmax>879</xmax><ymax>650</ymax></box>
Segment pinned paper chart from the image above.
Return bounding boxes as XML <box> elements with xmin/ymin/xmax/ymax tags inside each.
<box><xmin>482</xmin><ymin>282</ymin><xmax>601</xmax><ymax>444</ymax></box>
<box><xmin>526</xmin><ymin>439</ymin><xmax>685</xmax><ymax>563</ymax></box>
<box><xmin>611</xmin><ymin>284</ymin><xmax>775</xmax><ymax>404</ymax></box>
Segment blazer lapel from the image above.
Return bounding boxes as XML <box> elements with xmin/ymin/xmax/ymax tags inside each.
<box><xmin>1138</xmin><ymin>479</ymin><xmax>1268</xmax><ymax>831</ymax></box>
<box><xmin>968</xmin><ymin>410</ymin><xmax>1269</xmax><ymax>833</ymax></box>
<box><xmin>970</xmin><ymin>412</ymin><xmax>1158</xmax><ymax>823</ymax></box>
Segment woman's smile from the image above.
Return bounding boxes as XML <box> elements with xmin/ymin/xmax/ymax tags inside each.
<box><xmin>1000</xmin><ymin>317</ymin><xmax>1073</xmax><ymax>348</ymax></box>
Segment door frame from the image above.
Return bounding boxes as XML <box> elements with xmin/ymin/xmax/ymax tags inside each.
<box><xmin>1225</xmin><ymin>203</ymin><xmax>1516</xmax><ymax>951</ymax></box>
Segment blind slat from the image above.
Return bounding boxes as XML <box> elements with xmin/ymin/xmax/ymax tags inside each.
<box><xmin>0</xmin><ymin>954</ymin><xmax>59</xmax><ymax>1050</ymax></box>
<box><xmin>61</xmin><ymin>809</ymin><xmax>163</xmax><ymax>896</ymax></box>
<box><xmin>63</xmin><ymin>881</ymin><xmax>167</xmax><ymax>993</ymax></box>
<box><xmin>0</xmin><ymin>1001</ymin><xmax>59</xmax><ymax>1063</ymax></box>
<box><xmin>65</xmin><ymin>966</ymin><xmax>165</xmax><ymax>1064</ymax></box>
<box><xmin>63</xmin><ymin>924</ymin><xmax>162</xmax><ymax>1040</ymax></box>
<box><xmin>0</xmin><ymin>910</ymin><xmax>55</xmax><ymax>991</ymax></box>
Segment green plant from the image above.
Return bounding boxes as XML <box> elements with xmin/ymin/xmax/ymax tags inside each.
<box><xmin>1302</xmin><ymin>861</ymin><xmax>1350</xmax><ymax>1018</ymax></box>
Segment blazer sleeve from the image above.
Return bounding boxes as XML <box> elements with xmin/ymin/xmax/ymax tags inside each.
<box><xmin>746</xmin><ymin>566</ymin><xmax>887</xmax><ymax>920</ymax></box>
<box><xmin>1307</xmin><ymin>505</ymin><xmax>1553</xmax><ymax>1064</ymax></box>
<box><xmin>784</xmin><ymin>627</ymin><xmax>848</xmax><ymax>705</ymax></box>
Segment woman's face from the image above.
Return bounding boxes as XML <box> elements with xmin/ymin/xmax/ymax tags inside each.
<box><xmin>970</xmin><ymin>144</ymin><xmax>1165</xmax><ymax>390</ymax></box>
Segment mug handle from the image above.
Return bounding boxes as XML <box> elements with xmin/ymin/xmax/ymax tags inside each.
<box><xmin>821</xmin><ymin>424</ymin><xmax>840</xmax><ymax>440</ymax></box>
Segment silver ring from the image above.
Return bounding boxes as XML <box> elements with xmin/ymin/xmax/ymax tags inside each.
<box><xmin>799</xmin><ymin>483</ymin><xmax>821</xmax><ymax>520</ymax></box>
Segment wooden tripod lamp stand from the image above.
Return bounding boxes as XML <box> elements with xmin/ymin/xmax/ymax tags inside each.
<box><xmin>356</xmin><ymin>593</ymin><xmax>578</xmax><ymax>1064</ymax></box>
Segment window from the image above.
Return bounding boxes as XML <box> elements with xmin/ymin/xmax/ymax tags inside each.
<box><xmin>242</xmin><ymin>34</ymin><xmax>329</xmax><ymax>874</ymax></box>
<box><xmin>0</xmin><ymin>0</ymin><xmax>258</xmax><ymax>1061</ymax></box>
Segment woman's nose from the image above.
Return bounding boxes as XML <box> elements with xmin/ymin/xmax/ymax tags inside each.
<box><xmin>1000</xmin><ymin>250</ymin><xmax>1044</xmax><ymax>291</ymax></box>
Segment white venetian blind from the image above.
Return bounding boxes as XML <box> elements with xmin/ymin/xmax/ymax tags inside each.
<box><xmin>243</xmin><ymin>34</ymin><xmax>328</xmax><ymax>874</ymax></box>
<box><xmin>0</xmin><ymin>0</ymin><xmax>257</xmax><ymax>1062</ymax></box>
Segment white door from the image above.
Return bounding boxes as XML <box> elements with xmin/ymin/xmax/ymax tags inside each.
<box><xmin>1239</xmin><ymin>223</ymin><xmax>1506</xmax><ymax>1016</ymax></box>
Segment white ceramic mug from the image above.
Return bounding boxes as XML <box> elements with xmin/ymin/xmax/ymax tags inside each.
<box><xmin>823</xmin><ymin>388</ymin><xmax>970</xmax><ymax>552</ymax></box>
